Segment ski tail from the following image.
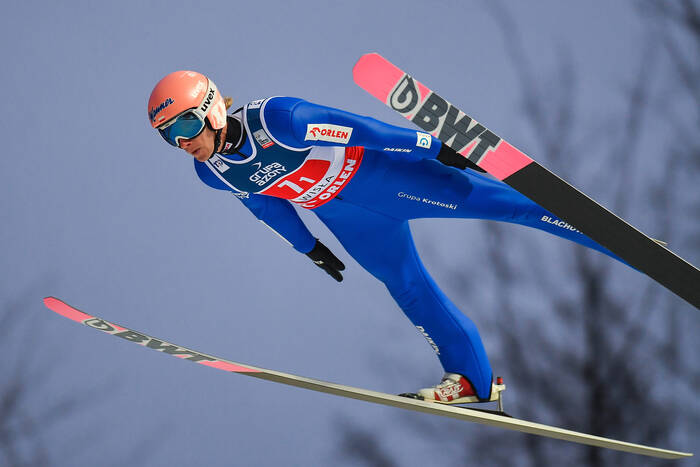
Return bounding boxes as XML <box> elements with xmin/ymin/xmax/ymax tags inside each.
<box><xmin>352</xmin><ymin>53</ymin><xmax>700</xmax><ymax>309</ymax></box>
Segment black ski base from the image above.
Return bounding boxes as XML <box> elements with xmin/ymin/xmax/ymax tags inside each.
<box><xmin>504</xmin><ymin>163</ymin><xmax>700</xmax><ymax>309</ymax></box>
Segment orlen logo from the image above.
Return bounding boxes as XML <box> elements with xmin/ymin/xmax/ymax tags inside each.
<box><xmin>149</xmin><ymin>97</ymin><xmax>174</xmax><ymax>123</ymax></box>
<box><xmin>305</xmin><ymin>124</ymin><xmax>353</xmax><ymax>144</ymax></box>
<box><xmin>200</xmin><ymin>87</ymin><xmax>215</xmax><ymax>112</ymax></box>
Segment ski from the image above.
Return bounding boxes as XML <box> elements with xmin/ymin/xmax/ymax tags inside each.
<box><xmin>43</xmin><ymin>297</ymin><xmax>692</xmax><ymax>459</ymax></box>
<box><xmin>352</xmin><ymin>53</ymin><xmax>700</xmax><ymax>309</ymax></box>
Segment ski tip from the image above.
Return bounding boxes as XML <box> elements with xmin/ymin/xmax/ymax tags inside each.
<box><xmin>353</xmin><ymin>51</ymin><xmax>382</xmax><ymax>66</ymax></box>
<box><xmin>43</xmin><ymin>296</ymin><xmax>92</xmax><ymax>323</ymax></box>
<box><xmin>353</xmin><ymin>53</ymin><xmax>405</xmax><ymax>103</ymax></box>
<box><xmin>43</xmin><ymin>296</ymin><xmax>66</xmax><ymax>313</ymax></box>
<box><xmin>352</xmin><ymin>53</ymin><xmax>383</xmax><ymax>82</ymax></box>
<box><xmin>43</xmin><ymin>296</ymin><xmax>60</xmax><ymax>307</ymax></box>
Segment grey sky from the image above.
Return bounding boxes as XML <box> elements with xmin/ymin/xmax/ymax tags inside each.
<box><xmin>1</xmin><ymin>1</ymin><xmax>696</xmax><ymax>465</ymax></box>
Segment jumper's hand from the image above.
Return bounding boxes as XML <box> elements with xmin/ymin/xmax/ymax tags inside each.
<box><xmin>306</xmin><ymin>239</ymin><xmax>345</xmax><ymax>282</ymax></box>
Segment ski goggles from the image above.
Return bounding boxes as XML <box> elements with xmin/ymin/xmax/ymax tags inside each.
<box><xmin>157</xmin><ymin>110</ymin><xmax>207</xmax><ymax>147</ymax></box>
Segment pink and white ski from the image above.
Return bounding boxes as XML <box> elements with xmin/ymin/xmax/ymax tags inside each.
<box><xmin>43</xmin><ymin>296</ymin><xmax>692</xmax><ymax>459</ymax></box>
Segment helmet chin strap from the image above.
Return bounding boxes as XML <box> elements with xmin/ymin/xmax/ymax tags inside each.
<box><xmin>213</xmin><ymin>127</ymin><xmax>223</xmax><ymax>156</ymax></box>
<box><xmin>207</xmin><ymin>113</ymin><xmax>242</xmax><ymax>158</ymax></box>
<box><xmin>205</xmin><ymin>117</ymin><xmax>224</xmax><ymax>158</ymax></box>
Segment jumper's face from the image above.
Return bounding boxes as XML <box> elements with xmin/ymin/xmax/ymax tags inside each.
<box><xmin>178</xmin><ymin>125</ymin><xmax>216</xmax><ymax>162</ymax></box>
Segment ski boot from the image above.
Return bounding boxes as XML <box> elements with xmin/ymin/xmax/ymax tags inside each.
<box><xmin>400</xmin><ymin>373</ymin><xmax>507</xmax><ymax>413</ymax></box>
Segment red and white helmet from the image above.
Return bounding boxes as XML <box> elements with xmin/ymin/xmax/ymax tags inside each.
<box><xmin>147</xmin><ymin>70</ymin><xmax>227</xmax><ymax>130</ymax></box>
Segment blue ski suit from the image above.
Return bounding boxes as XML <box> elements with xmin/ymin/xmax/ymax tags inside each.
<box><xmin>194</xmin><ymin>97</ymin><xmax>622</xmax><ymax>399</ymax></box>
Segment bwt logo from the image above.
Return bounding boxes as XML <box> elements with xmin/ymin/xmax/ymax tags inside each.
<box><xmin>83</xmin><ymin>318</ymin><xmax>216</xmax><ymax>362</ymax></box>
<box><xmin>149</xmin><ymin>97</ymin><xmax>174</xmax><ymax>123</ymax></box>
<box><xmin>84</xmin><ymin>318</ymin><xmax>116</xmax><ymax>332</ymax></box>
<box><xmin>389</xmin><ymin>75</ymin><xmax>502</xmax><ymax>164</ymax></box>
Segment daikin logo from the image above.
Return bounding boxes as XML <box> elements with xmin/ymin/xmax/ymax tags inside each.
<box><xmin>149</xmin><ymin>97</ymin><xmax>174</xmax><ymax>123</ymax></box>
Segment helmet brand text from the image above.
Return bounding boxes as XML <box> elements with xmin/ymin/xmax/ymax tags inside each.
<box><xmin>149</xmin><ymin>98</ymin><xmax>174</xmax><ymax>123</ymax></box>
<box><xmin>200</xmin><ymin>88</ymin><xmax>215</xmax><ymax>112</ymax></box>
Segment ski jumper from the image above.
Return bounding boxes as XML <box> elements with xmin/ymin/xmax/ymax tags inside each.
<box><xmin>194</xmin><ymin>97</ymin><xmax>624</xmax><ymax>400</ymax></box>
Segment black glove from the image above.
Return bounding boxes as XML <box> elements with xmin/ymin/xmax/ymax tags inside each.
<box><xmin>306</xmin><ymin>239</ymin><xmax>345</xmax><ymax>282</ymax></box>
<box><xmin>436</xmin><ymin>143</ymin><xmax>486</xmax><ymax>173</ymax></box>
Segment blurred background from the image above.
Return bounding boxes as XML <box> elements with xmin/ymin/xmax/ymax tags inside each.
<box><xmin>1</xmin><ymin>1</ymin><xmax>698</xmax><ymax>465</ymax></box>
